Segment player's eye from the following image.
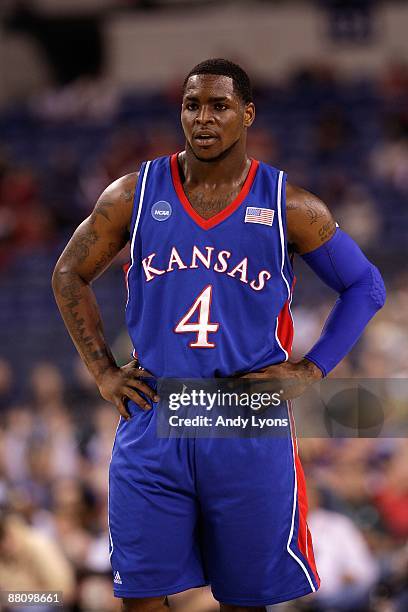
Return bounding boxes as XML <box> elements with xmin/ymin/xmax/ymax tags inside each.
<box><xmin>186</xmin><ymin>103</ymin><xmax>198</xmax><ymax>111</ymax></box>
<box><xmin>215</xmin><ymin>104</ymin><xmax>227</xmax><ymax>111</ymax></box>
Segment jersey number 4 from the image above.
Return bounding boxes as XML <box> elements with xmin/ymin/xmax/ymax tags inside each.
<box><xmin>174</xmin><ymin>285</ymin><xmax>219</xmax><ymax>348</ymax></box>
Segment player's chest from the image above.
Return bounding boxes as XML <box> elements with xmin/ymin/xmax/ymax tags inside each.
<box><xmin>183</xmin><ymin>186</ymin><xmax>242</xmax><ymax>220</ymax></box>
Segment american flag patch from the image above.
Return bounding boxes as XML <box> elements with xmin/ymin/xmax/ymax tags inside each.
<box><xmin>244</xmin><ymin>206</ymin><xmax>274</xmax><ymax>226</ymax></box>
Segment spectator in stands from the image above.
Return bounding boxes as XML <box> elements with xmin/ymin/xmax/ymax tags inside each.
<box><xmin>0</xmin><ymin>506</ymin><xmax>75</xmax><ymax>607</ymax></box>
<box><xmin>307</xmin><ymin>479</ymin><xmax>378</xmax><ymax>611</ymax></box>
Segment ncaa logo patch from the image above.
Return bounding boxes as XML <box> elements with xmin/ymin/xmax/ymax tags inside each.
<box><xmin>151</xmin><ymin>200</ymin><xmax>172</xmax><ymax>222</ymax></box>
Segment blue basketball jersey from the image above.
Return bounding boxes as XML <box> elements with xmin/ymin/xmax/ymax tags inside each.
<box><xmin>125</xmin><ymin>153</ymin><xmax>295</xmax><ymax>378</ymax></box>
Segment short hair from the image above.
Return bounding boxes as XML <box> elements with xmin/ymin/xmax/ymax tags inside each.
<box><xmin>183</xmin><ymin>58</ymin><xmax>253</xmax><ymax>104</ymax></box>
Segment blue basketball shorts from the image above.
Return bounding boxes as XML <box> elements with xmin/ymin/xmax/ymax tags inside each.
<box><xmin>108</xmin><ymin>400</ymin><xmax>320</xmax><ymax>606</ymax></box>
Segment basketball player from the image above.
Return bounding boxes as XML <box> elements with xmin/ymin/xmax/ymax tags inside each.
<box><xmin>52</xmin><ymin>59</ymin><xmax>385</xmax><ymax>611</ymax></box>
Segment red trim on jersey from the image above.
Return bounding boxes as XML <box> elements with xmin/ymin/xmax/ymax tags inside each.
<box><xmin>277</xmin><ymin>278</ymin><xmax>296</xmax><ymax>356</ymax></box>
<box><xmin>295</xmin><ymin>455</ymin><xmax>320</xmax><ymax>587</ymax></box>
<box><xmin>288</xmin><ymin>402</ymin><xmax>321</xmax><ymax>587</ymax></box>
<box><xmin>123</xmin><ymin>262</ymin><xmax>130</xmax><ymax>291</ymax></box>
<box><xmin>170</xmin><ymin>153</ymin><xmax>259</xmax><ymax>230</ymax></box>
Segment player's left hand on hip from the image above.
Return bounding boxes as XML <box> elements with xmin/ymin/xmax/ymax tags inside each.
<box><xmin>238</xmin><ymin>358</ymin><xmax>323</xmax><ymax>400</ymax></box>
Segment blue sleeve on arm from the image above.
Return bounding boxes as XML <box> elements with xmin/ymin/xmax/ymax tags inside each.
<box><xmin>301</xmin><ymin>229</ymin><xmax>386</xmax><ymax>376</ymax></box>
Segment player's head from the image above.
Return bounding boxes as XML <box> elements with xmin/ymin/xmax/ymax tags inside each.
<box><xmin>181</xmin><ymin>58</ymin><xmax>255</xmax><ymax>162</ymax></box>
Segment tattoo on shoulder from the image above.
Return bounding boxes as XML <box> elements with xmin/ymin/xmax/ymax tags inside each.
<box><xmin>305</xmin><ymin>200</ymin><xmax>325</xmax><ymax>225</ymax></box>
<box><xmin>121</xmin><ymin>189</ymin><xmax>133</xmax><ymax>203</ymax></box>
<box><xmin>318</xmin><ymin>220</ymin><xmax>336</xmax><ymax>242</ymax></box>
<box><xmin>286</xmin><ymin>202</ymin><xmax>299</xmax><ymax>211</ymax></box>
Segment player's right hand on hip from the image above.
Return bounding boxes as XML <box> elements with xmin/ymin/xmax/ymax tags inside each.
<box><xmin>97</xmin><ymin>359</ymin><xmax>159</xmax><ymax>419</ymax></box>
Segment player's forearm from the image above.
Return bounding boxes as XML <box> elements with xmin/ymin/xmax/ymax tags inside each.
<box><xmin>304</xmin><ymin>282</ymin><xmax>382</xmax><ymax>376</ymax></box>
<box><xmin>52</xmin><ymin>267</ymin><xmax>117</xmax><ymax>384</ymax></box>
<box><xmin>302</xmin><ymin>229</ymin><xmax>386</xmax><ymax>376</ymax></box>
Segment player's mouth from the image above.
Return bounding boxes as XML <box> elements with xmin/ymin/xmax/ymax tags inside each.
<box><xmin>194</xmin><ymin>132</ymin><xmax>218</xmax><ymax>146</ymax></box>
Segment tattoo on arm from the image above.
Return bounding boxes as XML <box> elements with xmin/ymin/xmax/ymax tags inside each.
<box><xmin>286</xmin><ymin>183</ymin><xmax>336</xmax><ymax>252</ymax></box>
<box><xmin>318</xmin><ymin>220</ymin><xmax>336</xmax><ymax>242</ymax></box>
<box><xmin>91</xmin><ymin>200</ymin><xmax>114</xmax><ymax>223</ymax></box>
<box><xmin>305</xmin><ymin>201</ymin><xmax>325</xmax><ymax>225</ymax></box>
<box><xmin>121</xmin><ymin>189</ymin><xmax>133</xmax><ymax>202</ymax></box>
<box><xmin>53</xmin><ymin>175</ymin><xmax>137</xmax><ymax>382</ymax></box>
<box><xmin>91</xmin><ymin>242</ymin><xmax>118</xmax><ymax>278</ymax></box>
<box><xmin>286</xmin><ymin>202</ymin><xmax>299</xmax><ymax>211</ymax></box>
<box><xmin>53</xmin><ymin>229</ymin><xmax>121</xmax><ymax>377</ymax></box>
<box><xmin>53</xmin><ymin>270</ymin><xmax>115</xmax><ymax>376</ymax></box>
<box><xmin>64</xmin><ymin>230</ymin><xmax>98</xmax><ymax>265</ymax></box>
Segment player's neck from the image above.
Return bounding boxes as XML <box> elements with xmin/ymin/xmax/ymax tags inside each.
<box><xmin>181</xmin><ymin>143</ymin><xmax>250</xmax><ymax>188</ymax></box>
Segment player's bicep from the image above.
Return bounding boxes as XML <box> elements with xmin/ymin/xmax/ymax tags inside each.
<box><xmin>57</xmin><ymin>213</ymin><xmax>128</xmax><ymax>283</ymax></box>
<box><xmin>54</xmin><ymin>173</ymin><xmax>137</xmax><ymax>283</ymax></box>
<box><xmin>286</xmin><ymin>183</ymin><xmax>336</xmax><ymax>255</ymax></box>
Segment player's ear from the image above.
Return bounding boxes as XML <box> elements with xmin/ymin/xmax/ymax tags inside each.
<box><xmin>244</xmin><ymin>102</ymin><xmax>255</xmax><ymax>128</ymax></box>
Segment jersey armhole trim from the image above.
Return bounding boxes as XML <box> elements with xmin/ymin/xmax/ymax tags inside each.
<box><xmin>276</xmin><ymin>170</ymin><xmax>292</xmax><ymax>299</ymax></box>
<box><xmin>275</xmin><ymin>170</ymin><xmax>295</xmax><ymax>362</ymax></box>
<box><xmin>129</xmin><ymin>161</ymin><xmax>151</xmax><ymax>266</ymax></box>
<box><xmin>125</xmin><ymin>160</ymin><xmax>151</xmax><ymax>307</ymax></box>
<box><xmin>129</xmin><ymin>162</ymin><xmax>146</xmax><ymax>245</ymax></box>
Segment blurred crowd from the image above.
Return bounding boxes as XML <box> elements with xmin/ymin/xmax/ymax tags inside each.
<box><xmin>0</xmin><ymin>60</ymin><xmax>407</xmax><ymax>610</ymax></box>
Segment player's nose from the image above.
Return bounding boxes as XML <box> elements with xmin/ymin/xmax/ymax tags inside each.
<box><xmin>195</xmin><ymin>105</ymin><xmax>215</xmax><ymax>124</ymax></box>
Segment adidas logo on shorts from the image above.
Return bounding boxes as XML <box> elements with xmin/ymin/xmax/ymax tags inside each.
<box><xmin>114</xmin><ymin>571</ymin><xmax>122</xmax><ymax>585</ymax></box>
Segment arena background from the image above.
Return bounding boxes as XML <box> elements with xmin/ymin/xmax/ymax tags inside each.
<box><xmin>0</xmin><ymin>1</ymin><xmax>407</xmax><ymax>610</ymax></box>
